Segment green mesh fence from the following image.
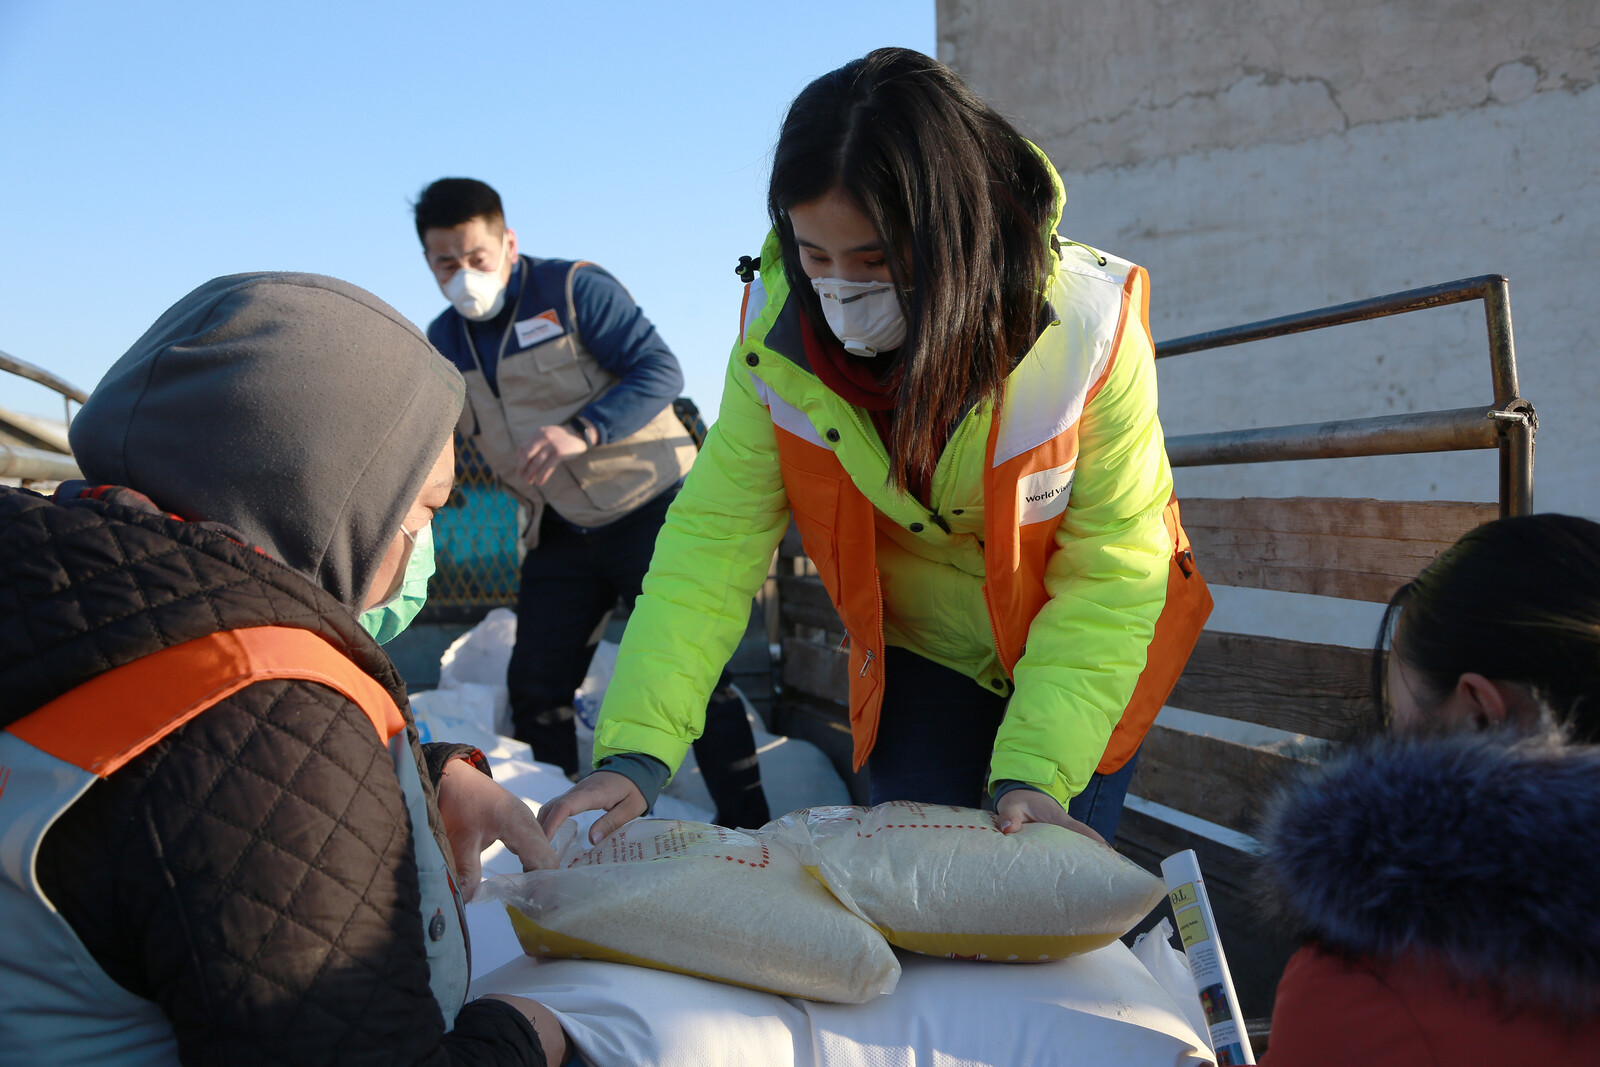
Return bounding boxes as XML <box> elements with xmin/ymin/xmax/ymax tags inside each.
<box><xmin>422</xmin><ymin>435</ymin><xmax>520</xmax><ymax>621</ymax></box>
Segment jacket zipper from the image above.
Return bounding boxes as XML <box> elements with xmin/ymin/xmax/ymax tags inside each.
<box><xmin>871</xmin><ymin>571</ymin><xmax>885</xmax><ymax>678</ymax></box>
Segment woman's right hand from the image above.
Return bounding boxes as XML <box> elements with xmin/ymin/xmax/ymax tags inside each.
<box><xmin>536</xmin><ymin>770</ymin><xmax>647</xmax><ymax>846</ymax></box>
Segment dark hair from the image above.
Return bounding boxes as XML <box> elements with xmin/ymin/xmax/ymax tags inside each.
<box><xmin>413</xmin><ymin>178</ymin><xmax>505</xmax><ymax>243</ymax></box>
<box><xmin>1373</xmin><ymin>513</ymin><xmax>1600</xmax><ymax>742</ymax></box>
<box><xmin>768</xmin><ymin>47</ymin><xmax>1056</xmax><ymax>491</ymax></box>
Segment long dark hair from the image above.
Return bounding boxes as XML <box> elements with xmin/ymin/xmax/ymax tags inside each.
<box><xmin>1373</xmin><ymin>513</ymin><xmax>1600</xmax><ymax>742</ymax></box>
<box><xmin>768</xmin><ymin>47</ymin><xmax>1055</xmax><ymax>491</ymax></box>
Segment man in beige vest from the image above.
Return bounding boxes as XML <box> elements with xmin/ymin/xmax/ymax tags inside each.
<box><xmin>417</xmin><ymin>178</ymin><xmax>768</xmax><ymax>828</ymax></box>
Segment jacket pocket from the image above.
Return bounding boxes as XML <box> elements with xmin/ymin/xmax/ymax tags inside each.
<box><xmin>568</xmin><ymin>440</ymin><xmax>674</xmax><ymax>513</ymax></box>
<box><xmin>503</xmin><ymin>334</ymin><xmax>594</xmax><ymax>407</ymax></box>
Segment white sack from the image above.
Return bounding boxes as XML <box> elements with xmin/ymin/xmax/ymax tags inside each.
<box><xmin>437</xmin><ymin>607</ymin><xmax>517</xmax><ymax>735</ymax></box>
<box><xmin>470</xmin><ymin>942</ymin><xmax>1215</xmax><ymax>1067</ymax></box>
<box><xmin>1132</xmin><ymin>918</ymin><xmax>1212</xmax><ymax>1048</ymax></box>
<box><xmin>410</xmin><ymin>684</ymin><xmax>502</xmax><ymax>743</ymax></box>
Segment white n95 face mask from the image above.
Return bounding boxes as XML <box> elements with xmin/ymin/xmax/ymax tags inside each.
<box><xmin>440</xmin><ymin>236</ymin><xmax>510</xmax><ymax>321</ymax></box>
<box><xmin>811</xmin><ymin>277</ymin><xmax>907</xmax><ymax>357</ymax></box>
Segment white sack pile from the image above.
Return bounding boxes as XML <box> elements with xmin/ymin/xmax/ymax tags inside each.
<box><xmin>772</xmin><ymin>801</ymin><xmax>1166</xmax><ymax>961</ymax></box>
<box><xmin>422</xmin><ymin>608</ymin><xmax>853</xmax><ymax>817</ymax></box>
<box><xmin>481</xmin><ymin>818</ymin><xmax>901</xmax><ymax>1003</ymax></box>
<box><xmin>470</xmin><ymin>943</ymin><xmax>1216</xmax><ymax>1067</ymax></box>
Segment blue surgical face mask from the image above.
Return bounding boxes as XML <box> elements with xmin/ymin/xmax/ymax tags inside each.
<box><xmin>360</xmin><ymin>521</ymin><xmax>435</xmax><ymax>644</ymax></box>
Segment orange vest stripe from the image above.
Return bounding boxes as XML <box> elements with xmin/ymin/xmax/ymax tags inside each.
<box><xmin>1095</xmin><ymin>497</ymin><xmax>1213</xmax><ymax>773</ymax></box>
<box><xmin>8</xmin><ymin>627</ymin><xmax>407</xmax><ymax>777</ymax></box>
<box><xmin>770</xmin><ymin>422</ymin><xmax>887</xmax><ymax>769</ymax></box>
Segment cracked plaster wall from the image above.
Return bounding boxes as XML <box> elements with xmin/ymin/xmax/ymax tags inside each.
<box><xmin>939</xmin><ymin>0</ymin><xmax>1599</xmax><ymax>171</ymax></box>
<box><xmin>938</xmin><ymin>0</ymin><xmax>1600</xmax><ymax>533</ymax></box>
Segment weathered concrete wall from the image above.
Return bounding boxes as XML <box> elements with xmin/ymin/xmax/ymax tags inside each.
<box><xmin>939</xmin><ymin>0</ymin><xmax>1600</xmax><ymax>522</ymax></box>
<box><xmin>940</xmin><ymin>6</ymin><xmax>1599</xmax><ymax>1010</ymax></box>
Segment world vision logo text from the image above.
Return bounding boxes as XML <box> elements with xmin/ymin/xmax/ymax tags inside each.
<box><xmin>1024</xmin><ymin>484</ymin><xmax>1069</xmax><ymax>505</ymax></box>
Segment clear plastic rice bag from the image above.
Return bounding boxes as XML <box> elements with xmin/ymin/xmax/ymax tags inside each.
<box><xmin>479</xmin><ymin>818</ymin><xmax>900</xmax><ymax>1003</ymax></box>
<box><xmin>769</xmin><ymin>801</ymin><xmax>1166</xmax><ymax>961</ymax></box>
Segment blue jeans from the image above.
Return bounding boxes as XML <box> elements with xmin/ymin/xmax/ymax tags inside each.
<box><xmin>865</xmin><ymin>646</ymin><xmax>1139</xmax><ymax>845</ymax></box>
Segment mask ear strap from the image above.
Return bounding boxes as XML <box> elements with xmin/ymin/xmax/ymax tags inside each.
<box><xmin>371</xmin><ymin>523</ymin><xmax>421</xmax><ymax>606</ymax></box>
<box><xmin>359</xmin><ymin>520</ymin><xmax>435</xmax><ymax>643</ymax></box>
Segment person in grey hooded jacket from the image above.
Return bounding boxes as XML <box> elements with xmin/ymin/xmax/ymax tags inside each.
<box><xmin>0</xmin><ymin>273</ymin><xmax>564</xmax><ymax>1066</ymax></box>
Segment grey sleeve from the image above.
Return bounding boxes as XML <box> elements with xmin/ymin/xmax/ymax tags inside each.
<box><xmin>594</xmin><ymin>751</ymin><xmax>672</xmax><ymax>811</ymax></box>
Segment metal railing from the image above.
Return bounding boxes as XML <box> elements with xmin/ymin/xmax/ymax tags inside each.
<box><xmin>0</xmin><ymin>442</ymin><xmax>79</xmax><ymax>481</ymax></box>
<box><xmin>0</xmin><ymin>349</ymin><xmax>83</xmax><ymax>482</ymax></box>
<box><xmin>0</xmin><ymin>349</ymin><xmax>88</xmax><ymax>407</ymax></box>
<box><xmin>1157</xmin><ymin>275</ymin><xmax>1535</xmax><ymax>516</ymax></box>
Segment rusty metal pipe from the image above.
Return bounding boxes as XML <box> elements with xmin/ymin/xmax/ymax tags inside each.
<box><xmin>1166</xmin><ymin>406</ymin><xmax>1500</xmax><ymax>468</ymax></box>
<box><xmin>1498</xmin><ymin>404</ymin><xmax>1537</xmax><ymax>517</ymax></box>
<box><xmin>1155</xmin><ymin>275</ymin><xmax>1510</xmax><ymax>360</ymax></box>
<box><xmin>1480</xmin><ymin>277</ymin><xmax>1520</xmax><ymax>407</ymax></box>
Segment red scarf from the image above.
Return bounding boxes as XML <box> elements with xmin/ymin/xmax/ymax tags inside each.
<box><xmin>798</xmin><ymin>312</ymin><xmax>935</xmax><ymax>505</ymax></box>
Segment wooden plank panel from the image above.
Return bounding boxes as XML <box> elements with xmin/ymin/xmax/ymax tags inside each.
<box><xmin>1183</xmin><ymin>497</ymin><xmax>1498</xmax><ymax>602</ymax></box>
<box><xmin>1128</xmin><ymin>725</ymin><xmax>1313</xmax><ymax>834</ymax></box>
<box><xmin>776</xmin><ymin>574</ymin><xmax>841</xmax><ymax>632</ymax></box>
<box><xmin>781</xmin><ymin>637</ymin><xmax>850</xmax><ymax>705</ymax></box>
<box><xmin>1169</xmin><ymin>630</ymin><xmax>1380</xmax><ymax>740</ymax></box>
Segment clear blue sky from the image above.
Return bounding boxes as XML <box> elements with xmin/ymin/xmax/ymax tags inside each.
<box><xmin>0</xmin><ymin>1</ymin><xmax>935</xmax><ymax>423</ymax></box>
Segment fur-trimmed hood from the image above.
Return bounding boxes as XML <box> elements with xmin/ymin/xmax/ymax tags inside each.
<box><xmin>1259</xmin><ymin>734</ymin><xmax>1600</xmax><ymax>1017</ymax></box>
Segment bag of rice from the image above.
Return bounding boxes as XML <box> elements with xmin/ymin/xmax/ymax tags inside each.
<box><xmin>770</xmin><ymin>801</ymin><xmax>1165</xmax><ymax>962</ymax></box>
<box><xmin>479</xmin><ymin>818</ymin><xmax>900</xmax><ymax>1003</ymax></box>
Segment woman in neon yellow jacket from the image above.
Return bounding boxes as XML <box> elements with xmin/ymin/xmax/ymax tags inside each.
<box><xmin>541</xmin><ymin>47</ymin><xmax>1209</xmax><ymax>847</ymax></box>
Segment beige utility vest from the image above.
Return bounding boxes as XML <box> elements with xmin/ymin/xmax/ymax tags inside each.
<box><xmin>456</xmin><ymin>260</ymin><xmax>696</xmax><ymax>546</ymax></box>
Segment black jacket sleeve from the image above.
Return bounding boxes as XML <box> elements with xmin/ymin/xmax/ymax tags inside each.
<box><xmin>36</xmin><ymin>678</ymin><xmax>545</xmax><ymax>1067</ymax></box>
<box><xmin>425</xmin><ymin>741</ymin><xmax>492</xmax><ymax>784</ymax></box>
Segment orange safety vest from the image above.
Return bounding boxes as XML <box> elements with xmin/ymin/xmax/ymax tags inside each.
<box><xmin>768</xmin><ymin>268</ymin><xmax>1212</xmax><ymax>776</ymax></box>
<box><xmin>0</xmin><ymin>626</ymin><xmax>472</xmax><ymax>1048</ymax></box>
<box><xmin>9</xmin><ymin>626</ymin><xmax>407</xmax><ymax>772</ymax></box>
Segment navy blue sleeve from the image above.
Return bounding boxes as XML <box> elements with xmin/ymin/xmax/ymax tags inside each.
<box><xmin>570</xmin><ymin>266</ymin><xmax>684</xmax><ymax>444</ymax></box>
<box><xmin>427</xmin><ymin>312</ymin><xmax>472</xmax><ymax>376</ymax></box>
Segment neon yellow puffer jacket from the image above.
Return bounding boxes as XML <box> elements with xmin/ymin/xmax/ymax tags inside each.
<box><xmin>597</xmin><ymin>178</ymin><xmax>1182</xmax><ymax>804</ymax></box>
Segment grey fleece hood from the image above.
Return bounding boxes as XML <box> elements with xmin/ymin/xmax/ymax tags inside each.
<box><xmin>70</xmin><ymin>272</ymin><xmax>465</xmax><ymax>610</ymax></box>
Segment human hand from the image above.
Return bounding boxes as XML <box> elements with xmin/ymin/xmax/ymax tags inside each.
<box><xmin>537</xmin><ymin>770</ymin><xmax>647</xmax><ymax>846</ymax></box>
<box><xmin>516</xmin><ymin>422</ymin><xmax>589</xmax><ymax>486</ymax></box>
<box><xmin>995</xmin><ymin>788</ymin><xmax>1107</xmax><ymax>846</ymax></box>
<box><xmin>436</xmin><ymin>758</ymin><xmax>558</xmax><ymax>899</ymax></box>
